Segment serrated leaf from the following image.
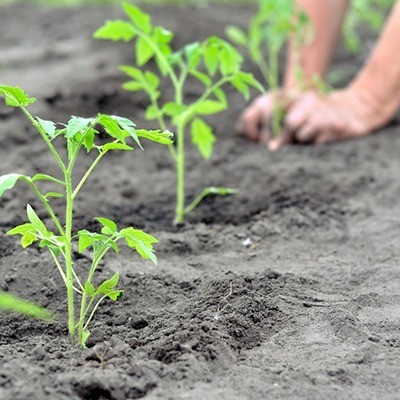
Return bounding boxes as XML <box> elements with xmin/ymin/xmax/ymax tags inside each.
<box><xmin>96</xmin><ymin>273</ymin><xmax>120</xmax><ymax>296</ymax></box>
<box><xmin>110</xmin><ymin>115</ymin><xmax>142</xmax><ymax>149</ymax></box>
<box><xmin>120</xmin><ymin>227</ymin><xmax>158</xmax><ymax>265</ymax></box>
<box><xmin>95</xmin><ymin>217</ymin><xmax>117</xmax><ymax>235</ymax></box>
<box><xmin>0</xmin><ymin>292</ymin><xmax>54</xmax><ymax>321</ymax></box>
<box><xmin>136</xmin><ymin>37</ymin><xmax>155</xmax><ymax>66</ymax></box>
<box><xmin>0</xmin><ymin>86</ymin><xmax>36</xmax><ymax>107</ymax></box>
<box><xmin>136</xmin><ymin>129</ymin><xmax>174</xmax><ymax>145</ymax></box>
<box><xmin>0</xmin><ymin>174</ymin><xmax>25</xmax><ymax>197</ymax></box>
<box><xmin>123</xmin><ymin>2</ymin><xmax>152</xmax><ymax>33</ymax></box>
<box><xmin>94</xmin><ymin>20</ymin><xmax>136</xmax><ymax>42</ymax></box>
<box><xmin>191</xmin><ymin>118</ymin><xmax>216</xmax><ymax>160</ymax></box>
<box><xmin>37</xmin><ymin>118</ymin><xmax>56</xmax><ymax>139</ymax></box>
<box><xmin>66</xmin><ymin>116</ymin><xmax>94</xmax><ymax>139</ymax></box>
<box><xmin>97</xmin><ymin>114</ymin><xmax>127</xmax><ymax>143</ymax></box>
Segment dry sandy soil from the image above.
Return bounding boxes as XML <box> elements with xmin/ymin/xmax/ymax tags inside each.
<box><xmin>0</xmin><ymin>3</ymin><xmax>400</xmax><ymax>400</ymax></box>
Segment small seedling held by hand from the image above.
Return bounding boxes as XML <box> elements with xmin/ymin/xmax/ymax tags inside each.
<box><xmin>226</xmin><ymin>0</ymin><xmax>310</xmax><ymax>137</ymax></box>
<box><xmin>94</xmin><ymin>3</ymin><xmax>264</xmax><ymax>224</ymax></box>
<box><xmin>0</xmin><ymin>85</ymin><xmax>173</xmax><ymax>347</ymax></box>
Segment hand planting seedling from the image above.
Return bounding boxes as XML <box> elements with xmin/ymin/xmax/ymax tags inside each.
<box><xmin>226</xmin><ymin>0</ymin><xmax>310</xmax><ymax>137</ymax></box>
<box><xmin>0</xmin><ymin>292</ymin><xmax>54</xmax><ymax>321</ymax></box>
<box><xmin>94</xmin><ymin>3</ymin><xmax>264</xmax><ymax>224</ymax></box>
<box><xmin>0</xmin><ymin>85</ymin><xmax>173</xmax><ymax>347</ymax></box>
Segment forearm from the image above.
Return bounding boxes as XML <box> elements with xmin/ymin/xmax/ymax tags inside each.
<box><xmin>350</xmin><ymin>0</ymin><xmax>400</xmax><ymax>120</ymax></box>
<box><xmin>284</xmin><ymin>0</ymin><xmax>349</xmax><ymax>91</ymax></box>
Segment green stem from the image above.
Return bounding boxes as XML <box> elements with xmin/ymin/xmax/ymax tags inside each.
<box><xmin>268</xmin><ymin>47</ymin><xmax>282</xmax><ymax>137</ymax></box>
<box><xmin>64</xmin><ymin>172</ymin><xmax>75</xmax><ymax>343</ymax></box>
<box><xmin>20</xmin><ymin>106</ymin><xmax>67</xmax><ymax>174</ymax></box>
<box><xmin>72</xmin><ymin>150</ymin><xmax>107</xmax><ymax>199</ymax></box>
<box><xmin>174</xmin><ymin>122</ymin><xmax>186</xmax><ymax>224</ymax></box>
<box><xmin>24</xmin><ymin>179</ymin><xmax>65</xmax><ymax>238</ymax></box>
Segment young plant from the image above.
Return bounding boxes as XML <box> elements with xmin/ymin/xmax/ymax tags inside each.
<box><xmin>0</xmin><ymin>292</ymin><xmax>54</xmax><ymax>321</ymax></box>
<box><xmin>344</xmin><ymin>0</ymin><xmax>394</xmax><ymax>55</ymax></box>
<box><xmin>0</xmin><ymin>85</ymin><xmax>173</xmax><ymax>347</ymax></box>
<box><xmin>226</xmin><ymin>0</ymin><xmax>310</xmax><ymax>137</ymax></box>
<box><xmin>94</xmin><ymin>3</ymin><xmax>264</xmax><ymax>224</ymax></box>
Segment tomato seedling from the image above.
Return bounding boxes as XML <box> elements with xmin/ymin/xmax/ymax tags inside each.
<box><xmin>94</xmin><ymin>3</ymin><xmax>264</xmax><ymax>224</ymax></box>
<box><xmin>0</xmin><ymin>85</ymin><xmax>173</xmax><ymax>347</ymax></box>
<box><xmin>226</xmin><ymin>0</ymin><xmax>310</xmax><ymax>137</ymax></box>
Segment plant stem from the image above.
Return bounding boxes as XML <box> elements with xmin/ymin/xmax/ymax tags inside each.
<box><xmin>64</xmin><ymin>172</ymin><xmax>75</xmax><ymax>342</ymax></box>
<box><xmin>268</xmin><ymin>47</ymin><xmax>282</xmax><ymax>137</ymax></box>
<box><xmin>174</xmin><ymin>122</ymin><xmax>186</xmax><ymax>224</ymax></box>
<box><xmin>72</xmin><ymin>150</ymin><xmax>107</xmax><ymax>199</ymax></box>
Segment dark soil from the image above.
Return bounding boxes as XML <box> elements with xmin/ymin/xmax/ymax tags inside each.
<box><xmin>1</xmin><ymin>3</ymin><xmax>400</xmax><ymax>400</ymax></box>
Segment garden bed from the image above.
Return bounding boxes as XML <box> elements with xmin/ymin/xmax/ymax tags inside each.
<box><xmin>1</xmin><ymin>3</ymin><xmax>400</xmax><ymax>399</ymax></box>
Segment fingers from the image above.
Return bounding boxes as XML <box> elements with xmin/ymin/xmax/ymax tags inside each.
<box><xmin>236</xmin><ymin>94</ymin><xmax>275</xmax><ymax>142</ymax></box>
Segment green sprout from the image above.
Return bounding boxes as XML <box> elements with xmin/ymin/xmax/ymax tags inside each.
<box><xmin>0</xmin><ymin>292</ymin><xmax>54</xmax><ymax>321</ymax></box>
<box><xmin>0</xmin><ymin>85</ymin><xmax>173</xmax><ymax>347</ymax></box>
<box><xmin>344</xmin><ymin>0</ymin><xmax>394</xmax><ymax>54</ymax></box>
<box><xmin>94</xmin><ymin>3</ymin><xmax>263</xmax><ymax>224</ymax></box>
<box><xmin>225</xmin><ymin>0</ymin><xmax>310</xmax><ymax>137</ymax></box>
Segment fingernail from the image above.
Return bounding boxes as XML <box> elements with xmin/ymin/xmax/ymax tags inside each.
<box><xmin>268</xmin><ymin>140</ymin><xmax>279</xmax><ymax>152</ymax></box>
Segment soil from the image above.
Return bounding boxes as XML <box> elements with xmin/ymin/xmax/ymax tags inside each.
<box><xmin>1</xmin><ymin>3</ymin><xmax>400</xmax><ymax>400</ymax></box>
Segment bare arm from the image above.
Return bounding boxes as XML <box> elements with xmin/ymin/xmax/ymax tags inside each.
<box><xmin>285</xmin><ymin>0</ymin><xmax>349</xmax><ymax>90</ymax></box>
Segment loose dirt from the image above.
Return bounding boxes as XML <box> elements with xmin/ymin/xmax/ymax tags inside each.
<box><xmin>1</xmin><ymin>3</ymin><xmax>400</xmax><ymax>400</ymax></box>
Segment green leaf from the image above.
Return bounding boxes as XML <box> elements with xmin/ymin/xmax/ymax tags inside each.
<box><xmin>145</xmin><ymin>105</ymin><xmax>159</xmax><ymax>121</ymax></box>
<box><xmin>120</xmin><ymin>227</ymin><xmax>158</xmax><ymax>265</ymax></box>
<box><xmin>27</xmin><ymin>205</ymin><xmax>48</xmax><ymax>236</ymax></box>
<box><xmin>110</xmin><ymin>115</ymin><xmax>142</xmax><ymax>149</ymax></box>
<box><xmin>235</xmin><ymin>72</ymin><xmax>265</xmax><ymax>92</ymax></box>
<box><xmin>95</xmin><ymin>217</ymin><xmax>117</xmax><ymax>235</ymax></box>
<box><xmin>0</xmin><ymin>174</ymin><xmax>24</xmax><ymax>197</ymax></box>
<box><xmin>0</xmin><ymin>86</ymin><xmax>36</xmax><ymax>107</ymax></box>
<box><xmin>93</xmin><ymin>20</ymin><xmax>136</xmax><ymax>42</ymax></box>
<box><xmin>84</xmin><ymin>281</ymin><xmax>96</xmax><ymax>298</ymax></box>
<box><xmin>123</xmin><ymin>2</ymin><xmax>152</xmax><ymax>33</ymax></box>
<box><xmin>122</xmin><ymin>81</ymin><xmax>144</xmax><ymax>92</ymax></box>
<box><xmin>0</xmin><ymin>292</ymin><xmax>54</xmax><ymax>321</ymax></box>
<box><xmin>66</xmin><ymin>116</ymin><xmax>94</xmax><ymax>139</ymax></box>
<box><xmin>162</xmin><ymin>102</ymin><xmax>187</xmax><ymax>117</ymax></box>
<box><xmin>136</xmin><ymin>129</ymin><xmax>174</xmax><ymax>145</ymax></box>
<box><xmin>78</xmin><ymin>231</ymin><xmax>94</xmax><ymax>253</ymax></box>
<box><xmin>144</xmin><ymin>71</ymin><xmax>160</xmax><ymax>91</ymax></box>
<box><xmin>225</xmin><ymin>26</ymin><xmax>248</xmax><ymax>46</ymax></box>
<box><xmin>37</xmin><ymin>118</ymin><xmax>56</xmax><ymax>139</ymax></box>
<box><xmin>106</xmin><ymin>290</ymin><xmax>124</xmax><ymax>301</ymax></box>
<box><xmin>136</xmin><ymin>37</ymin><xmax>155</xmax><ymax>66</ymax></box>
<box><xmin>97</xmin><ymin>114</ymin><xmax>127</xmax><ymax>143</ymax></box>
<box><xmin>191</xmin><ymin>119</ymin><xmax>216</xmax><ymax>160</ymax></box>
<box><xmin>195</xmin><ymin>100</ymin><xmax>227</xmax><ymax>115</ymax></box>
<box><xmin>7</xmin><ymin>224</ymin><xmax>38</xmax><ymax>249</ymax></box>
<box><xmin>31</xmin><ymin>174</ymin><xmax>64</xmax><ymax>185</ymax></box>
<box><xmin>203</xmin><ymin>45</ymin><xmax>219</xmax><ymax>76</ymax></box>
<box><xmin>96</xmin><ymin>272</ymin><xmax>120</xmax><ymax>296</ymax></box>
<box><xmin>44</xmin><ymin>192</ymin><xmax>64</xmax><ymax>199</ymax></box>
<box><xmin>101</xmin><ymin>143</ymin><xmax>134</xmax><ymax>152</ymax></box>
<box><xmin>120</xmin><ymin>65</ymin><xmax>144</xmax><ymax>81</ymax></box>
<box><xmin>190</xmin><ymin>71</ymin><xmax>212</xmax><ymax>87</ymax></box>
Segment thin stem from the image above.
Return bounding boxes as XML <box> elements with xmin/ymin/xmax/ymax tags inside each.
<box><xmin>24</xmin><ymin>179</ymin><xmax>65</xmax><ymax>238</ymax></box>
<box><xmin>20</xmin><ymin>106</ymin><xmax>67</xmax><ymax>175</ymax></box>
<box><xmin>64</xmin><ymin>172</ymin><xmax>75</xmax><ymax>342</ymax></box>
<box><xmin>72</xmin><ymin>150</ymin><xmax>107</xmax><ymax>199</ymax></box>
<box><xmin>174</xmin><ymin>122</ymin><xmax>186</xmax><ymax>224</ymax></box>
<box><xmin>135</xmin><ymin>31</ymin><xmax>180</xmax><ymax>88</ymax></box>
<box><xmin>83</xmin><ymin>295</ymin><xmax>108</xmax><ymax>332</ymax></box>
